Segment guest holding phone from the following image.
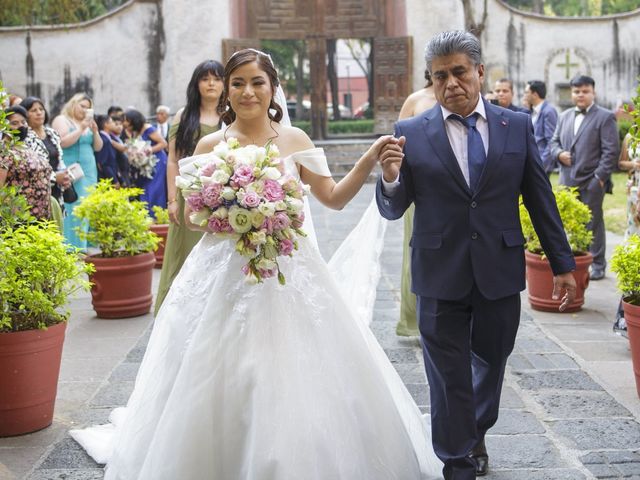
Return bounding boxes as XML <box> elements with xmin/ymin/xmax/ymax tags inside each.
<box><xmin>52</xmin><ymin>93</ymin><xmax>103</xmax><ymax>251</ymax></box>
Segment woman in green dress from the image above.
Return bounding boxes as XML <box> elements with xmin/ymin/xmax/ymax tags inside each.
<box><xmin>154</xmin><ymin>60</ymin><xmax>225</xmax><ymax>314</ymax></box>
<box><xmin>396</xmin><ymin>71</ymin><xmax>436</xmax><ymax>336</ymax></box>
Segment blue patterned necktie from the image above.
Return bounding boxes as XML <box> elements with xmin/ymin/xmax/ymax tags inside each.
<box><xmin>451</xmin><ymin>112</ymin><xmax>486</xmax><ymax>191</ymax></box>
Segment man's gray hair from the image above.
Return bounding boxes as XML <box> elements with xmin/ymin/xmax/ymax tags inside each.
<box><xmin>424</xmin><ymin>30</ymin><xmax>482</xmax><ymax>71</ymax></box>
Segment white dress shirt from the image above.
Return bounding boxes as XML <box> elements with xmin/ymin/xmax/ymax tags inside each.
<box><xmin>383</xmin><ymin>96</ymin><xmax>489</xmax><ymax>193</ymax></box>
<box><xmin>531</xmin><ymin>101</ymin><xmax>543</xmax><ymax>126</ymax></box>
<box><xmin>573</xmin><ymin>102</ymin><xmax>593</xmax><ymax>135</ymax></box>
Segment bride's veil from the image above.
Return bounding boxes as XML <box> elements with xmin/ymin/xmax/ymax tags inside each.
<box><xmin>269</xmin><ymin>59</ymin><xmax>387</xmax><ymax>326</ymax></box>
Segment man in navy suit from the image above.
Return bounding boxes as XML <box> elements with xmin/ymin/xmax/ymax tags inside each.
<box><xmin>494</xmin><ymin>78</ymin><xmax>529</xmax><ymax>113</ymax></box>
<box><xmin>524</xmin><ymin>80</ymin><xmax>558</xmax><ymax>175</ymax></box>
<box><xmin>376</xmin><ymin>31</ymin><xmax>577</xmax><ymax>480</ymax></box>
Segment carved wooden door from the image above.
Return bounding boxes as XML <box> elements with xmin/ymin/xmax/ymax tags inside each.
<box><xmin>373</xmin><ymin>36</ymin><xmax>412</xmax><ymax>134</ymax></box>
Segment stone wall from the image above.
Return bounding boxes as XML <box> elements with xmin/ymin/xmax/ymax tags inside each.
<box><xmin>0</xmin><ymin>0</ymin><xmax>637</xmax><ymax>116</ymax></box>
<box><xmin>0</xmin><ymin>0</ymin><xmax>230</xmax><ymax>117</ymax></box>
<box><xmin>483</xmin><ymin>1</ymin><xmax>640</xmax><ymax>109</ymax></box>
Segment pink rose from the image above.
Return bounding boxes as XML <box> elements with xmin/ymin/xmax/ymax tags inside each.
<box><xmin>272</xmin><ymin>211</ymin><xmax>291</xmax><ymax>231</ymax></box>
<box><xmin>278</xmin><ymin>238</ymin><xmax>294</xmax><ymax>256</ymax></box>
<box><xmin>187</xmin><ymin>193</ymin><xmax>205</xmax><ymax>211</ymax></box>
<box><xmin>259</xmin><ymin>267</ymin><xmax>277</xmax><ymax>279</ymax></box>
<box><xmin>208</xmin><ymin>216</ymin><xmax>234</xmax><ymax>233</ymax></box>
<box><xmin>231</xmin><ymin>165</ymin><xmax>254</xmax><ymax>188</ymax></box>
<box><xmin>200</xmin><ymin>163</ymin><xmax>216</xmax><ymax>177</ymax></box>
<box><xmin>263</xmin><ymin>179</ymin><xmax>285</xmax><ymax>202</ymax></box>
<box><xmin>241</xmin><ymin>190</ymin><xmax>261</xmax><ymax>208</ymax></box>
<box><xmin>292</xmin><ymin>212</ymin><xmax>305</xmax><ymax>228</ymax></box>
<box><xmin>261</xmin><ymin>217</ymin><xmax>274</xmax><ymax>235</ymax></box>
<box><xmin>202</xmin><ymin>183</ymin><xmax>223</xmax><ymax>208</ymax></box>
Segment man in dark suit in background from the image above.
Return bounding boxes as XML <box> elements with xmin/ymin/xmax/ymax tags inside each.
<box><xmin>376</xmin><ymin>30</ymin><xmax>577</xmax><ymax>480</ymax></box>
<box><xmin>494</xmin><ymin>78</ymin><xmax>529</xmax><ymax>113</ymax></box>
<box><xmin>549</xmin><ymin>74</ymin><xmax>620</xmax><ymax>280</ymax></box>
<box><xmin>524</xmin><ymin>80</ymin><xmax>558</xmax><ymax>175</ymax></box>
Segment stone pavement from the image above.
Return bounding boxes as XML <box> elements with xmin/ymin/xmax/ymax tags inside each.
<box><xmin>1</xmin><ymin>184</ymin><xmax>640</xmax><ymax>479</ymax></box>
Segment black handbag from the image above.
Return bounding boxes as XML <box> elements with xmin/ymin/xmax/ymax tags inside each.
<box><xmin>62</xmin><ymin>184</ymin><xmax>79</xmax><ymax>203</ymax></box>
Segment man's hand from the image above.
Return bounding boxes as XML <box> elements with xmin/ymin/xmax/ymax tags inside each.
<box><xmin>552</xmin><ymin>272</ymin><xmax>577</xmax><ymax>312</ymax></box>
<box><xmin>379</xmin><ymin>136</ymin><xmax>406</xmax><ymax>183</ymax></box>
<box><xmin>558</xmin><ymin>151</ymin><xmax>572</xmax><ymax>166</ymax></box>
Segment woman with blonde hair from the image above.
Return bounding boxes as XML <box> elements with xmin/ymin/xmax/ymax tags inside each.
<box><xmin>52</xmin><ymin>93</ymin><xmax>103</xmax><ymax>250</ymax></box>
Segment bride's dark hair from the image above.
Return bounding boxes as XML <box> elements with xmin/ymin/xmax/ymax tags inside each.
<box><xmin>220</xmin><ymin>49</ymin><xmax>284</xmax><ymax>126</ymax></box>
<box><xmin>175</xmin><ymin>60</ymin><xmax>225</xmax><ymax>158</ymax></box>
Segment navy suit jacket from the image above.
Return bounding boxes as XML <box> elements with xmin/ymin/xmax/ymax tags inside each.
<box><xmin>532</xmin><ymin>101</ymin><xmax>559</xmax><ymax>174</ymax></box>
<box><xmin>376</xmin><ymin>99</ymin><xmax>575</xmax><ymax>301</ymax></box>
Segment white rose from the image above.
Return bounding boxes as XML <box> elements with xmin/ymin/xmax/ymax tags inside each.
<box><xmin>274</xmin><ymin>200</ymin><xmax>287</xmax><ymax>211</ymax></box>
<box><xmin>262</xmin><ymin>167</ymin><xmax>281</xmax><ymax>180</ymax></box>
<box><xmin>222</xmin><ymin>187</ymin><xmax>236</xmax><ymax>201</ymax></box>
<box><xmin>211</xmin><ymin>206</ymin><xmax>228</xmax><ymax>219</ymax></box>
<box><xmin>256</xmin><ymin>258</ymin><xmax>277</xmax><ymax>270</ymax></box>
<box><xmin>268</xmin><ymin>144</ymin><xmax>280</xmax><ymax>158</ymax></box>
<box><xmin>175</xmin><ymin>176</ymin><xmax>191</xmax><ymax>189</ymax></box>
<box><xmin>286</xmin><ymin>198</ymin><xmax>304</xmax><ymax>214</ymax></box>
<box><xmin>258</xmin><ymin>202</ymin><xmax>276</xmax><ymax>217</ymax></box>
<box><xmin>212</xmin><ymin>169</ymin><xmax>230</xmax><ymax>184</ymax></box>
<box><xmin>189</xmin><ymin>210</ymin><xmax>210</xmax><ymax>227</ymax></box>
<box><xmin>213</xmin><ymin>142</ymin><xmax>230</xmax><ymax>158</ymax></box>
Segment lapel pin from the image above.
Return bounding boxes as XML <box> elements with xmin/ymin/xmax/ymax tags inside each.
<box><xmin>501</xmin><ymin>120</ymin><xmax>507</xmax><ymax>126</ymax></box>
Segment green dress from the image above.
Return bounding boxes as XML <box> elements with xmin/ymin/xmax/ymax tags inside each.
<box><xmin>154</xmin><ymin>122</ymin><xmax>219</xmax><ymax>315</ymax></box>
<box><xmin>397</xmin><ymin>203</ymin><xmax>419</xmax><ymax>336</ymax></box>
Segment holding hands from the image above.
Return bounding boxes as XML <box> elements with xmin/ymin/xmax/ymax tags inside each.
<box><xmin>378</xmin><ymin>136</ymin><xmax>406</xmax><ymax>182</ymax></box>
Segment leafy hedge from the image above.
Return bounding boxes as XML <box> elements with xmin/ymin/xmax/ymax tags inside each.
<box><xmin>291</xmin><ymin>120</ymin><xmax>374</xmax><ymax>135</ymax></box>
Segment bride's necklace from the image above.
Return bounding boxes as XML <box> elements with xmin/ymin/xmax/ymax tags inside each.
<box><xmin>223</xmin><ymin>124</ymin><xmax>278</xmax><ymax>147</ymax></box>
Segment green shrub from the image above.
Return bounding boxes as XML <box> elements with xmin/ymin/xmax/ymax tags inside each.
<box><xmin>520</xmin><ymin>186</ymin><xmax>593</xmax><ymax>254</ymax></box>
<box><xmin>0</xmin><ymin>188</ymin><xmax>93</xmax><ymax>332</ymax></box>
<box><xmin>328</xmin><ymin>120</ymin><xmax>374</xmax><ymax>134</ymax></box>
<box><xmin>73</xmin><ymin>180</ymin><xmax>160</xmax><ymax>257</ymax></box>
<box><xmin>618</xmin><ymin>119</ymin><xmax>632</xmax><ymax>143</ymax></box>
<box><xmin>611</xmin><ymin>234</ymin><xmax>640</xmax><ymax>305</ymax></box>
<box><xmin>152</xmin><ymin>205</ymin><xmax>170</xmax><ymax>225</ymax></box>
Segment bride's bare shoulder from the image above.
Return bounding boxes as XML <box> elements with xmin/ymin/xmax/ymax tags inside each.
<box><xmin>194</xmin><ymin>130</ymin><xmax>225</xmax><ymax>155</ymax></box>
<box><xmin>277</xmin><ymin>125</ymin><xmax>315</xmax><ymax>152</ymax></box>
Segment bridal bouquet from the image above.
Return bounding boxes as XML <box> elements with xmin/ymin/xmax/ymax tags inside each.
<box><xmin>177</xmin><ymin>138</ymin><xmax>307</xmax><ymax>284</ymax></box>
<box><xmin>126</xmin><ymin>138</ymin><xmax>158</xmax><ymax>179</ymax></box>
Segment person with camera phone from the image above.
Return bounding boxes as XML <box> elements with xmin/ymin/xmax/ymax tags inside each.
<box><xmin>52</xmin><ymin>93</ymin><xmax>103</xmax><ymax>251</ymax></box>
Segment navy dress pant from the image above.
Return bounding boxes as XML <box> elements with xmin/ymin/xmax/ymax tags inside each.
<box><xmin>418</xmin><ymin>286</ymin><xmax>520</xmax><ymax>480</ymax></box>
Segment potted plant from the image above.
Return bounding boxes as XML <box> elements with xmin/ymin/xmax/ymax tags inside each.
<box><xmin>520</xmin><ymin>186</ymin><xmax>593</xmax><ymax>312</ymax></box>
<box><xmin>73</xmin><ymin>180</ymin><xmax>160</xmax><ymax>318</ymax></box>
<box><xmin>611</xmin><ymin>234</ymin><xmax>640</xmax><ymax>397</ymax></box>
<box><xmin>0</xmin><ymin>188</ymin><xmax>92</xmax><ymax>436</ymax></box>
<box><xmin>150</xmin><ymin>205</ymin><xmax>169</xmax><ymax>268</ymax></box>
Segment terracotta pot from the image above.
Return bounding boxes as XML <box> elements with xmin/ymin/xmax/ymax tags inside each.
<box><xmin>623</xmin><ymin>301</ymin><xmax>640</xmax><ymax>399</ymax></box>
<box><xmin>525</xmin><ymin>250</ymin><xmax>592</xmax><ymax>312</ymax></box>
<box><xmin>85</xmin><ymin>252</ymin><xmax>156</xmax><ymax>319</ymax></box>
<box><xmin>150</xmin><ymin>224</ymin><xmax>169</xmax><ymax>268</ymax></box>
<box><xmin>0</xmin><ymin>322</ymin><xmax>66</xmax><ymax>436</ymax></box>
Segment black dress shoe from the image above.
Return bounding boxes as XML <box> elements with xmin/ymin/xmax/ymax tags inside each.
<box><xmin>468</xmin><ymin>439</ymin><xmax>489</xmax><ymax>476</ymax></box>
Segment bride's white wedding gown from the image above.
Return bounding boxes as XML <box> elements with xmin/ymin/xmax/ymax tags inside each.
<box><xmin>70</xmin><ymin>149</ymin><xmax>443</xmax><ymax>479</ymax></box>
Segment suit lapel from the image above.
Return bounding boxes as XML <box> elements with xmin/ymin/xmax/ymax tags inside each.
<box><xmin>571</xmin><ymin>105</ymin><xmax>597</xmax><ymax>148</ymax></box>
<box><xmin>421</xmin><ymin>108</ymin><xmax>471</xmax><ymax>195</ymax></box>
<box><xmin>475</xmin><ymin>100</ymin><xmax>508</xmax><ymax>194</ymax></box>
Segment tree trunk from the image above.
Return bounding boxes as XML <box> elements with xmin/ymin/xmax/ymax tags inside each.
<box><xmin>326</xmin><ymin>38</ymin><xmax>341</xmax><ymax>121</ymax></box>
<box><xmin>295</xmin><ymin>42</ymin><xmax>306</xmax><ymax>121</ymax></box>
<box><xmin>532</xmin><ymin>0</ymin><xmax>544</xmax><ymax>14</ymax></box>
<box><xmin>460</xmin><ymin>0</ymin><xmax>488</xmax><ymax>40</ymax></box>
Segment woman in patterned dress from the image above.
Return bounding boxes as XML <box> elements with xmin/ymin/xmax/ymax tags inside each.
<box><xmin>0</xmin><ymin>105</ymin><xmax>53</xmax><ymax>220</ymax></box>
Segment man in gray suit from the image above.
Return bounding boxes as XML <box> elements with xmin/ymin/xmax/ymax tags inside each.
<box><xmin>549</xmin><ymin>74</ymin><xmax>620</xmax><ymax>280</ymax></box>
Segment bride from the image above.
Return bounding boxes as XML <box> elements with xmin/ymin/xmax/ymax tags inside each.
<box><xmin>71</xmin><ymin>48</ymin><xmax>443</xmax><ymax>479</ymax></box>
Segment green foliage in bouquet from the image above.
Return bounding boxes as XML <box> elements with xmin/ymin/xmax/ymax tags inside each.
<box><xmin>73</xmin><ymin>179</ymin><xmax>160</xmax><ymax>257</ymax></box>
<box><xmin>520</xmin><ymin>186</ymin><xmax>593</xmax><ymax>254</ymax></box>
<box><xmin>0</xmin><ymin>187</ymin><xmax>93</xmax><ymax>332</ymax></box>
<box><xmin>611</xmin><ymin>235</ymin><xmax>640</xmax><ymax>306</ymax></box>
<box><xmin>151</xmin><ymin>205</ymin><xmax>170</xmax><ymax>225</ymax></box>
<box><xmin>627</xmin><ymin>78</ymin><xmax>640</xmax><ymax>151</ymax></box>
